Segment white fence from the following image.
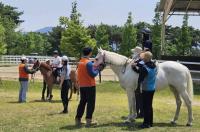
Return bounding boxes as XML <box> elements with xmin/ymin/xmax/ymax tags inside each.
<box><xmin>0</xmin><ymin>55</ymin><xmax>200</xmax><ymax>82</ymax></box>
<box><xmin>0</xmin><ymin>55</ymin><xmax>76</xmax><ymax>65</ymax></box>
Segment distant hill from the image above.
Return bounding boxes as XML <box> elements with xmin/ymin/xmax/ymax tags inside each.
<box><xmin>35</xmin><ymin>27</ymin><xmax>53</xmax><ymax>33</ymax></box>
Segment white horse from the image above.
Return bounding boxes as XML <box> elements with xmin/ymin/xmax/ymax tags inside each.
<box><xmin>94</xmin><ymin>48</ymin><xmax>193</xmax><ymax>126</ymax></box>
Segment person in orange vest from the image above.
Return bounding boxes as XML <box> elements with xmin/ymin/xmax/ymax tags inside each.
<box><xmin>75</xmin><ymin>47</ymin><xmax>103</xmax><ymax>127</ymax></box>
<box><xmin>18</xmin><ymin>56</ymin><xmax>36</xmax><ymax>103</ymax></box>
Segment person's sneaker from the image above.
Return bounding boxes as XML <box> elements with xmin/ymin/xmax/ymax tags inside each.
<box><xmin>62</xmin><ymin>109</ymin><xmax>68</xmax><ymax>114</ymax></box>
<box><xmin>139</xmin><ymin>124</ymin><xmax>150</xmax><ymax>129</ymax></box>
<box><xmin>85</xmin><ymin>119</ymin><xmax>97</xmax><ymax>127</ymax></box>
<box><xmin>75</xmin><ymin>118</ymin><xmax>85</xmax><ymax>127</ymax></box>
<box><xmin>41</xmin><ymin>97</ymin><xmax>45</xmax><ymax>101</ymax></box>
<box><xmin>136</xmin><ymin>114</ymin><xmax>144</xmax><ymax>119</ymax></box>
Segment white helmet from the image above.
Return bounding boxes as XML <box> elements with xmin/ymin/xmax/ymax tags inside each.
<box><xmin>21</xmin><ymin>56</ymin><xmax>27</xmax><ymax>61</ymax></box>
<box><xmin>45</xmin><ymin>58</ymin><xmax>50</xmax><ymax>62</ymax></box>
<box><xmin>131</xmin><ymin>46</ymin><xmax>142</xmax><ymax>53</ymax></box>
<box><xmin>62</xmin><ymin>55</ymin><xmax>69</xmax><ymax>61</ymax></box>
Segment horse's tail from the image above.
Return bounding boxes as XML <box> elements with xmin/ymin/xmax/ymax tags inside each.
<box><xmin>186</xmin><ymin>69</ymin><xmax>193</xmax><ymax>102</ymax></box>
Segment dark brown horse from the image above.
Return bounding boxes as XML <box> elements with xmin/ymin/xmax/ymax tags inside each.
<box><xmin>33</xmin><ymin>60</ymin><xmax>79</xmax><ymax>101</ymax></box>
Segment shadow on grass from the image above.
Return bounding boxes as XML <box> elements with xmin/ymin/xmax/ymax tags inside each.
<box><xmin>60</xmin><ymin>125</ymin><xmax>82</xmax><ymax>131</ymax></box>
<box><xmin>29</xmin><ymin>99</ymin><xmax>62</xmax><ymax>103</ymax></box>
<box><xmin>7</xmin><ymin>101</ymin><xmax>19</xmax><ymax>104</ymax></box>
<box><xmin>47</xmin><ymin>112</ymin><xmax>63</xmax><ymax>116</ymax></box>
<box><xmin>60</xmin><ymin>121</ymin><xmax>185</xmax><ymax>131</ymax></box>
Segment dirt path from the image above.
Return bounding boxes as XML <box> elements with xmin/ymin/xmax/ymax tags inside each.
<box><xmin>0</xmin><ymin>66</ymin><xmax>118</xmax><ymax>81</ymax></box>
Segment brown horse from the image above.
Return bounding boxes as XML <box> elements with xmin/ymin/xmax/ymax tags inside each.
<box><xmin>33</xmin><ymin>60</ymin><xmax>79</xmax><ymax>101</ymax></box>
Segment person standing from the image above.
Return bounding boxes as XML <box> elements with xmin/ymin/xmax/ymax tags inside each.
<box><xmin>18</xmin><ymin>56</ymin><xmax>36</xmax><ymax>103</ymax></box>
<box><xmin>59</xmin><ymin>56</ymin><xmax>71</xmax><ymax>114</ymax></box>
<box><xmin>132</xmin><ymin>51</ymin><xmax>157</xmax><ymax>128</ymax></box>
<box><xmin>75</xmin><ymin>47</ymin><xmax>100</xmax><ymax>127</ymax></box>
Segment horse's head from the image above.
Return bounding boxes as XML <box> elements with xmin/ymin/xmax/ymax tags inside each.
<box><xmin>32</xmin><ymin>60</ymin><xmax>40</xmax><ymax>71</ymax></box>
<box><xmin>94</xmin><ymin>47</ymin><xmax>106</xmax><ymax>68</ymax></box>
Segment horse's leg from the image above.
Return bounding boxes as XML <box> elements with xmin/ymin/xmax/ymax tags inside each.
<box><xmin>180</xmin><ymin>90</ymin><xmax>193</xmax><ymax>126</ymax></box>
<box><xmin>170</xmin><ymin>87</ymin><xmax>182</xmax><ymax>124</ymax></box>
<box><xmin>125</xmin><ymin>88</ymin><xmax>136</xmax><ymax>123</ymax></box>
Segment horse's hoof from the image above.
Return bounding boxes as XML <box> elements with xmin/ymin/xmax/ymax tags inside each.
<box><xmin>170</xmin><ymin>121</ymin><xmax>176</xmax><ymax>125</ymax></box>
<box><xmin>186</xmin><ymin>123</ymin><xmax>192</xmax><ymax>127</ymax></box>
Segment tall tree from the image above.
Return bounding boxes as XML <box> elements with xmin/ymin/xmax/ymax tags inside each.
<box><xmin>60</xmin><ymin>2</ymin><xmax>96</xmax><ymax>58</ymax></box>
<box><xmin>60</xmin><ymin>20</ymin><xmax>96</xmax><ymax>58</ymax></box>
<box><xmin>152</xmin><ymin>6</ymin><xmax>162</xmax><ymax>58</ymax></box>
<box><xmin>177</xmin><ymin>14</ymin><xmax>192</xmax><ymax>55</ymax></box>
<box><xmin>70</xmin><ymin>1</ymin><xmax>81</xmax><ymax>24</ymax></box>
<box><xmin>0</xmin><ymin>2</ymin><xmax>23</xmax><ymax>54</ymax></box>
<box><xmin>47</xmin><ymin>26</ymin><xmax>64</xmax><ymax>55</ymax></box>
<box><xmin>0</xmin><ymin>24</ymin><xmax>6</xmax><ymax>54</ymax></box>
<box><xmin>95</xmin><ymin>24</ymin><xmax>110</xmax><ymax>51</ymax></box>
<box><xmin>120</xmin><ymin>12</ymin><xmax>137</xmax><ymax>56</ymax></box>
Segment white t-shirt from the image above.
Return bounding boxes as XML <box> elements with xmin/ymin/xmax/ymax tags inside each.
<box><xmin>61</xmin><ymin>64</ymin><xmax>71</xmax><ymax>80</ymax></box>
<box><xmin>52</xmin><ymin>56</ymin><xmax>62</xmax><ymax>68</ymax></box>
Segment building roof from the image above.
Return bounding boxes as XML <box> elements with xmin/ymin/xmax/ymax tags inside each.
<box><xmin>158</xmin><ymin>0</ymin><xmax>200</xmax><ymax>12</ymax></box>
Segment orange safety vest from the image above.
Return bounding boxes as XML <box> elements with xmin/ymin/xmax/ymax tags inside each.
<box><xmin>19</xmin><ymin>63</ymin><xmax>29</xmax><ymax>79</ymax></box>
<box><xmin>77</xmin><ymin>58</ymin><xmax>96</xmax><ymax>87</ymax></box>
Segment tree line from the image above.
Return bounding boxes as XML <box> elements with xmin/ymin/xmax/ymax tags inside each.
<box><xmin>0</xmin><ymin>1</ymin><xmax>200</xmax><ymax>59</ymax></box>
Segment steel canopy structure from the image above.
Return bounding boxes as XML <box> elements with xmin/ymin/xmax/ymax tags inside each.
<box><xmin>158</xmin><ymin>0</ymin><xmax>200</xmax><ymax>54</ymax></box>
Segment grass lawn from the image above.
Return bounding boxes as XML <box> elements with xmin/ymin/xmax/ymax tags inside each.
<box><xmin>0</xmin><ymin>80</ymin><xmax>200</xmax><ymax>132</ymax></box>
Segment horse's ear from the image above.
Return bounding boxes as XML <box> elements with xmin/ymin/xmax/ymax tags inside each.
<box><xmin>100</xmin><ymin>47</ymin><xmax>102</xmax><ymax>50</ymax></box>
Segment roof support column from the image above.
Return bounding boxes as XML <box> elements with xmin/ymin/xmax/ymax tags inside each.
<box><xmin>161</xmin><ymin>0</ymin><xmax>174</xmax><ymax>55</ymax></box>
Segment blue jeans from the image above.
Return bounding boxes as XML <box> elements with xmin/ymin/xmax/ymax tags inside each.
<box><xmin>19</xmin><ymin>81</ymin><xmax>28</xmax><ymax>102</ymax></box>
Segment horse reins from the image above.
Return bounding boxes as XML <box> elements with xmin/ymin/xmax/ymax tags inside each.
<box><xmin>102</xmin><ymin>52</ymin><xmax>130</xmax><ymax>74</ymax></box>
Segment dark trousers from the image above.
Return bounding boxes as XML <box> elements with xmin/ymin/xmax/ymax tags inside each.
<box><xmin>76</xmin><ymin>86</ymin><xmax>96</xmax><ymax>119</ymax></box>
<box><xmin>142</xmin><ymin>90</ymin><xmax>155</xmax><ymax>126</ymax></box>
<box><xmin>61</xmin><ymin>80</ymin><xmax>70</xmax><ymax>110</ymax></box>
<box><xmin>53</xmin><ymin>68</ymin><xmax>62</xmax><ymax>78</ymax></box>
<box><xmin>42</xmin><ymin>81</ymin><xmax>49</xmax><ymax>98</ymax></box>
<box><xmin>135</xmin><ymin>92</ymin><xmax>144</xmax><ymax>117</ymax></box>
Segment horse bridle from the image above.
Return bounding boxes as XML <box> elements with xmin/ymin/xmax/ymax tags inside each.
<box><xmin>101</xmin><ymin>52</ymin><xmax>129</xmax><ymax>74</ymax></box>
<box><xmin>33</xmin><ymin>62</ymin><xmax>41</xmax><ymax>71</ymax></box>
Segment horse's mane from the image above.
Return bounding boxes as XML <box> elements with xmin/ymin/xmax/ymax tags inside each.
<box><xmin>40</xmin><ymin>62</ymin><xmax>52</xmax><ymax>71</ymax></box>
<box><xmin>104</xmin><ymin>50</ymin><xmax>132</xmax><ymax>65</ymax></box>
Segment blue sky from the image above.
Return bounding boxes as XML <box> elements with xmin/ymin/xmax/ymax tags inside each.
<box><xmin>2</xmin><ymin>0</ymin><xmax>200</xmax><ymax>31</ymax></box>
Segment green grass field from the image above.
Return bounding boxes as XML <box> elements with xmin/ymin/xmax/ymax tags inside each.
<box><xmin>0</xmin><ymin>80</ymin><xmax>200</xmax><ymax>132</ymax></box>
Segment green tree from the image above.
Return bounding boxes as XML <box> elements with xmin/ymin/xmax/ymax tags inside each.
<box><xmin>177</xmin><ymin>14</ymin><xmax>192</xmax><ymax>55</ymax></box>
<box><xmin>47</xmin><ymin>26</ymin><xmax>64</xmax><ymax>55</ymax></box>
<box><xmin>0</xmin><ymin>24</ymin><xmax>6</xmax><ymax>54</ymax></box>
<box><xmin>60</xmin><ymin>1</ymin><xmax>96</xmax><ymax>58</ymax></box>
<box><xmin>70</xmin><ymin>1</ymin><xmax>81</xmax><ymax>24</ymax></box>
<box><xmin>0</xmin><ymin>2</ymin><xmax>23</xmax><ymax>54</ymax></box>
<box><xmin>120</xmin><ymin>12</ymin><xmax>137</xmax><ymax>57</ymax></box>
<box><xmin>95</xmin><ymin>24</ymin><xmax>110</xmax><ymax>51</ymax></box>
<box><xmin>10</xmin><ymin>32</ymin><xmax>48</xmax><ymax>55</ymax></box>
<box><xmin>152</xmin><ymin>7</ymin><xmax>161</xmax><ymax>58</ymax></box>
<box><xmin>61</xmin><ymin>20</ymin><xmax>96</xmax><ymax>58</ymax></box>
